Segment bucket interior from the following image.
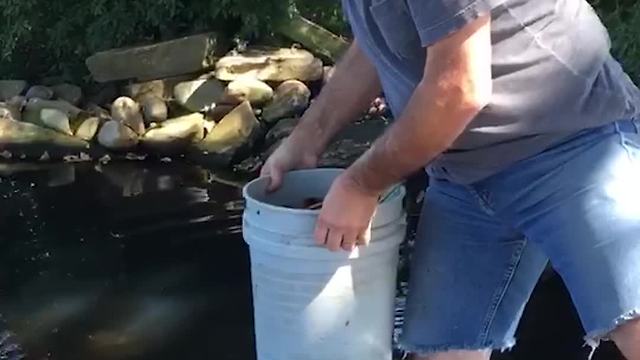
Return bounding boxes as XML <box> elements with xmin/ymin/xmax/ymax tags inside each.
<box><xmin>243</xmin><ymin>168</ymin><xmax>343</xmax><ymax>210</ymax></box>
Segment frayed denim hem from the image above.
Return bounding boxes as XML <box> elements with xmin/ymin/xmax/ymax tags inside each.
<box><xmin>584</xmin><ymin>309</ymin><xmax>640</xmax><ymax>360</ymax></box>
<box><xmin>398</xmin><ymin>338</ymin><xmax>516</xmax><ymax>357</ymax></box>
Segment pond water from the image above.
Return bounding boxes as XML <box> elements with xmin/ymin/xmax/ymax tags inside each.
<box><xmin>0</xmin><ymin>162</ymin><xmax>624</xmax><ymax>360</ymax></box>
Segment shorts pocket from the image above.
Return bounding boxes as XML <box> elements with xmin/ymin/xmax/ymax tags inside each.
<box><xmin>370</xmin><ymin>0</ymin><xmax>422</xmax><ymax>58</ymax></box>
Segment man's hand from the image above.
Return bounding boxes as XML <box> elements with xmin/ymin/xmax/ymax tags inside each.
<box><xmin>259</xmin><ymin>41</ymin><xmax>382</xmax><ymax>192</ymax></box>
<box><xmin>261</xmin><ymin>137</ymin><xmax>318</xmax><ymax>192</ymax></box>
<box><xmin>314</xmin><ymin>172</ymin><xmax>380</xmax><ymax>252</ymax></box>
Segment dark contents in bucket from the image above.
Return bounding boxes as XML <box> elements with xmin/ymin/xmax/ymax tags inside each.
<box><xmin>301</xmin><ymin>197</ymin><xmax>323</xmax><ymax>210</ymax></box>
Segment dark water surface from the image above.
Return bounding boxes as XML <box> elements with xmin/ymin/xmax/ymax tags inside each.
<box><xmin>0</xmin><ymin>163</ymin><xmax>624</xmax><ymax>360</ymax></box>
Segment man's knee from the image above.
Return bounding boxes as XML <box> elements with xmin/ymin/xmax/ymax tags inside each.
<box><xmin>609</xmin><ymin>317</ymin><xmax>640</xmax><ymax>359</ymax></box>
<box><xmin>413</xmin><ymin>350</ymin><xmax>491</xmax><ymax>360</ymax></box>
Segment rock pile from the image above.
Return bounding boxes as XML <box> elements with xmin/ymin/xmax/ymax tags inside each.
<box><xmin>0</xmin><ymin>31</ymin><xmax>388</xmax><ymax>172</ymax></box>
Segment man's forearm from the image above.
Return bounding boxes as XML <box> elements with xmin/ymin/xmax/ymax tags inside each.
<box><xmin>344</xmin><ymin>16</ymin><xmax>492</xmax><ymax>195</ymax></box>
<box><xmin>289</xmin><ymin>41</ymin><xmax>381</xmax><ymax>156</ymax></box>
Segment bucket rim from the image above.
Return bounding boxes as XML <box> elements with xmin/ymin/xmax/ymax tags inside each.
<box><xmin>242</xmin><ymin>168</ymin><xmax>405</xmax><ymax>215</ymax></box>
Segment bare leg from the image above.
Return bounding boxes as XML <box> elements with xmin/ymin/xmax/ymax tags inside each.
<box><xmin>414</xmin><ymin>350</ymin><xmax>491</xmax><ymax>360</ymax></box>
<box><xmin>611</xmin><ymin>317</ymin><xmax>640</xmax><ymax>360</ymax></box>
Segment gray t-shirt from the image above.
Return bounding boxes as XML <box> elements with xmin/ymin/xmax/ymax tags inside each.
<box><xmin>342</xmin><ymin>0</ymin><xmax>640</xmax><ymax>184</ymax></box>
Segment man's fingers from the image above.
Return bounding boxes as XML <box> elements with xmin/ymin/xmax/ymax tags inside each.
<box><xmin>341</xmin><ymin>230</ymin><xmax>358</xmax><ymax>252</ymax></box>
<box><xmin>314</xmin><ymin>222</ymin><xmax>329</xmax><ymax>246</ymax></box>
<box><xmin>326</xmin><ymin>228</ymin><xmax>344</xmax><ymax>252</ymax></box>
<box><xmin>265</xmin><ymin>166</ymin><xmax>283</xmax><ymax>192</ymax></box>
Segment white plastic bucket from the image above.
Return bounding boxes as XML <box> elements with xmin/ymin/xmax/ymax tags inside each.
<box><xmin>242</xmin><ymin>168</ymin><xmax>406</xmax><ymax>360</ymax></box>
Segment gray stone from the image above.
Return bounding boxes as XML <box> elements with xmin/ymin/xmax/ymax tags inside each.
<box><xmin>39</xmin><ymin>108</ymin><xmax>73</xmax><ymax>135</ymax></box>
<box><xmin>173</xmin><ymin>79</ymin><xmax>225</xmax><ymax>112</ymax></box>
<box><xmin>139</xmin><ymin>95</ymin><xmax>168</xmax><ymax>124</ymax></box>
<box><xmin>51</xmin><ymin>83</ymin><xmax>83</xmax><ymax>105</ymax></box>
<box><xmin>215</xmin><ymin>47</ymin><xmax>323</xmax><ymax>82</ymax></box>
<box><xmin>264</xmin><ymin>117</ymin><xmax>299</xmax><ymax>148</ymax></box>
<box><xmin>0</xmin><ymin>80</ymin><xmax>28</xmax><ymax>101</ymax></box>
<box><xmin>191</xmin><ymin>101</ymin><xmax>261</xmax><ymax>166</ymax></box>
<box><xmin>25</xmin><ymin>85</ymin><xmax>54</xmax><ymax>100</ymax></box>
<box><xmin>141</xmin><ymin>113</ymin><xmax>205</xmax><ymax>153</ymax></box>
<box><xmin>86</xmin><ymin>32</ymin><xmax>228</xmax><ymax>82</ymax></box>
<box><xmin>85</xmin><ymin>103</ymin><xmax>111</xmax><ymax>120</ymax></box>
<box><xmin>97</xmin><ymin>120</ymin><xmax>139</xmax><ymax>150</ymax></box>
<box><xmin>75</xmin><ymin>117</ymin><xmax>102</xmax><ymax>141</ymax></box>
<box><xmin>24</xmin><ymin>98</ymin><xmax>83</xmax><ymax>120</ymax></box>
<box><xmin>223</xmin><ymin>78</ymin><xmax>274</xmax><ymax>105</ymax></box>
<box><xmin>0</xmin><ymin>97</ymin><xmax>24</xmax><ymax>121</ymax></box>
<box><xmin>85</xmin><ymin>82</ymin><xmax>119</xmax><ymax>106</ymax></box>
<box><xmin>274</xmin><ymin>13</ymin><xmax>350</xmax><ymax>62</ymax></box>
<box><xmin>123</xmin><ymin>75</ymin><xmax>193</xmax><ymax>100</ymax></box>
<box><xmin>205</xmin><ymin>104</ymin><xmax>235</xmax><ymax>123</ymax></box>
<box><xmin>262</xmin><ymin>80</ymin><xmax>310</xmax><ymax>123</ymax></box>
<box><xmin>111</xmin><ymin>97</ymin><xmax>145</xmax><ymax>135</ymax></box>
<box><xmin>0</xmin><ymin>118</ymin><xmax>91</xmax><ymax>161</ymax></box>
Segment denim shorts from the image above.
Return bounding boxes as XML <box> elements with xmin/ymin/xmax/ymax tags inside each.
<box><xmin>400</xmin><ymin>119</ymin><xmax>640</xmax><ymax>356</ymax></box>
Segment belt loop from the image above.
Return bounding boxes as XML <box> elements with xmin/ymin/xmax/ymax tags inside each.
<box><xmin>633</xmin><ymin>118</ymin><xmax>640</xmax><ymax>133</ymax></box>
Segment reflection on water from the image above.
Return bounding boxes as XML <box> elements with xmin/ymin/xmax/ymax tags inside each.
<box><xmin>0</xmin><ymin>162</ymin><xmax>625</xmax><ymax>360</ymax></box>
<box><xmin>1</xmin><ymin>162</ymin><xmax>253</xmax><ymax>360</ymax></box>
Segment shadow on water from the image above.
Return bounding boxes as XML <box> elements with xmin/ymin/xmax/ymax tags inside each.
<box><xmin>0</xmin><ymin>163</ymin><xmax>626</xmax><ymax>360</ymax></box>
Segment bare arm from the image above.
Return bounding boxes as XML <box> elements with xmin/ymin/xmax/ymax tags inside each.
<box><xmin>313</xmin><ymin>15</ymin><xmax>492</xmax><ymax>251</ymax></box>
<box><xmin>288</xmin><ymin>40</ymin><xmax>382</xmax><ymax>156</ymax></box>
<box><xmin>344</xmin><ymin>15</ymin><xmax>492</xmax><ymax>194</ymax></box>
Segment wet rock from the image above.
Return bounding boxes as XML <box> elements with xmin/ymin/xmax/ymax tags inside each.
<box><xmin>203</xmin><ymin>119</ymin><xmax>216</xmax><ymax>135</ymax></box>
<box><xmin>262</xmin><ymin>80</ymin><xmax>310</xmax><ymax>123</ymax></box>
<box><xmin>0</xmin><ymin>118</ymin><xmax>91</xmax><ymax>160</ymax></box>
<box><xmin>139</xmin><ymin>95</ymin><xmax>168</xmax><ymax>123</ymax></box>
<box><xmin>319</xmin><ymin>138</ymin><xmax>371</xmax><ymax>168</ymax></box>
<box><xmin>85</xmin><ymin>82</ymin><xmax>119</xmax><ymax>106</ymax></box>
<box><xmin>0</xmin><ymin>106</ymin><xmax>16</xmax><ymax>122</ymax></box>
<box><xmin>75</xmin><ymin>117</ymin><xmax>102</xmax><ymax>141</ymax></box>
<box><xmin>274</xmin><ymin>13</ymin><xmax>350</xmax><ymax>62</ymax></box>
<box><xmin>264</xmin><ymin>117</ymin><xmax>298</xmax><ymax>148</ymax></box>
<box><xmin>39</xmin><ymin>108</ymin><xmax>73</xmax><ymax>135</ymax></box>
<box><xmin>215</xmin><ymin>47</ymin><xmax>323</xmax><ymax>82</ymax></box>
<box><xmin>191</xmin><ymin>101</ymin><xmax>261</xmax><ymax>166</ymax></box>
<box><xmin>234</xmin><ymin>155</ymin><xmax>264</xmax><ymax>175</ymax></box>
<box><xmin>86</xmin><ymin>32</ymin><xmax>228</xmax><ymax>82</ymax></box>
<box><xmin>173</xmin><ymin>79</ymin><xmax>225</xmax><ymax>112</ymax></box>
<box><xmin>24</xmin><ymin>98</ymin><xmax>84</xmax><ymax>120</ymax></box>
<box><xmin>25</xmin><ymin>85</ymin><xmax>54</xmax><ymax>100</ymax></box>
<box><xmin>97</xmin><ymin>120</ymin><xmax>139</xmax><ymax>150</ymax></box>
<box><xmin>123</xmin><ymin>75</ymin><xmax>193</xmax><ymax>100</ymax></box>
<box><xmin>51</xmin><ymin>83</ymin><xmax>82</xmax><ymax>105</ymax></box>
<box><xmin>0</xmin><ymin>80</ymin><xmax>28</xmax><ymax>101</ymax></box>
<box><xmin>223</xmin><ymin>78</ymin><xmax>273</xmax><ymax>105</ymax></box>
<box><xmin>0</xmin><ymin>97</ymin><xmax>24</xmax><ymax>121</ymax></box>
<box><xmin>141</xmin><ymin>113</ymin><xmax>205</xmax><ymax>153</ymax></box>
<box><xmin>111</xmin><ymin>97</ymin><xmax>145</xmax><ymax>135</ymax></box>
<box><xmin>85</xmin><ymin>103</ymin><xmax>111</xmax><ymax>120</ymax></box>
<box><xmin>205</xmin><ymin>104</ymin><xmax>235</xmax><ymax>123</ymax></box>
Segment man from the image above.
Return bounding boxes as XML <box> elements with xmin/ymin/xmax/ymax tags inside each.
<box><xmin>261</xmin><ymin>0</ymin><xmax>640</xmax><ymax>359</ymax></box>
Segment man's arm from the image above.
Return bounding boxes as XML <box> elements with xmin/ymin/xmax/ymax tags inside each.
<box><xmin>261</xmin><ymin>41</ymin><xmax>382</xmax><ymax>190</ymax></box>
<box><xmin>288</xmin><ymin>40</ymin><xmax>382</xmax><ymax>156</ymax></box>
<box><xmin>314</xmin><ymin>15</ymin><xmax>492</xmax><ymax>251</ymax></box>
<box><xmin>345</xmin><ymin>15</ymin><xmax>492</xmax><ymax>194</ymax></box>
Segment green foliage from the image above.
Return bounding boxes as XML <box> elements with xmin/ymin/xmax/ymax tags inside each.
<box><xmin>0</xmin><ymin>0</ymin><xmax>637</xmax><ymax>82</ymax></box>
<box><xmin>0</xmin><ymin>0</ymin><xmax>294</xmax><ymax>81</ymax></box>
<box><xmin>591</xmin><ymin>0</ymin><xmax>640</xmax><ymax>81</ymax></box>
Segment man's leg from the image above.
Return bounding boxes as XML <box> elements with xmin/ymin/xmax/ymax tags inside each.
<box><xmin>414</xmin><ymin>350</ymin><xmax>490</xmax><ymax>360</ymax></box>
<box><xmin>611</xmin><ymin>319</ymin><xmax>640</xmax><ymax>359</ymax></box>
<box><xmin>399</xmin><ymin>178</ymin><xmax>548</xmax><ymax>359</ymax></box>
<box><xmin>477</xmin><ymin>119</ymin><xmax>640</xmax><ymax>359</ymax></box>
